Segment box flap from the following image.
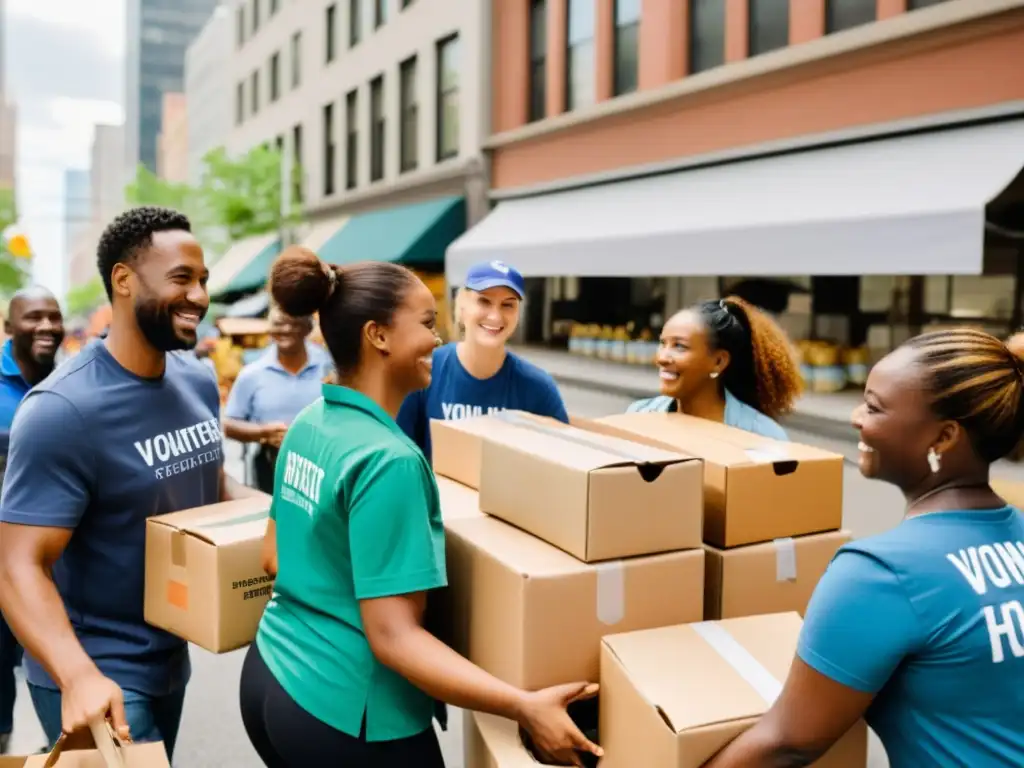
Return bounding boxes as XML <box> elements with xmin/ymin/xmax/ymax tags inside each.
<box><xmin>472</xmin><ymin>712</ymin><xmax>543</xmax><ymax>767</ymax></box>
<box><xmin>148</xmin><ymin>498</ymin><xmax>271</xmax><ymax>545</ymax></box>
<box><xmin>488</xmin><ymin>411</ymin><xmax>692</xmax><ymax>472</ymax></box>
<box><xmin>601</xmin><ymin>613</ymin><xmax>803</xmax><ymax>733</ymax></box>
<box><xmin>596</xmin><ymin>413</ymin><xmax>838</xmax><ymax>467</ymax></box>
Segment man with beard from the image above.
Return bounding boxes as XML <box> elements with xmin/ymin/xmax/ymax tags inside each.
<box><xmin>0</xmin><ymin>206</ymin><xmax>262</xmax><ymax>758</ymax></box>
<box><xmin>0</xmin><ymin>286</ymin><xmax>64</xmax><ymax>754</ymax></box>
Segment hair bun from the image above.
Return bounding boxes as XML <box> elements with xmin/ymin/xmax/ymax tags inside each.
<box><xmin>1005</xmin><ymin>332</ymin><xmax>1024</xmax><ymax>379</ymax></box>
<box><xmin>270</xmin><ymin>246</ymin><xmax>338</xmax><ymax>317</ymax></box>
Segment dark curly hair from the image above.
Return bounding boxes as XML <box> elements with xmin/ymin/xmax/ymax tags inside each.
<box><xmin>696</xmin><ymin>296</ymin><xmax>803</xmax><ymax>420</ymax></box>
<box><xmin>96</xmin><ymin>206</ymin><xmax>192</xmax><ymax>299</ymax></box>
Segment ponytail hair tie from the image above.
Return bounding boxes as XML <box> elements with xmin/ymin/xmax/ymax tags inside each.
<box><xmin>325</xmin><ymin>264</ymin><xmax>338</xmax><ymax>298</ymax></box>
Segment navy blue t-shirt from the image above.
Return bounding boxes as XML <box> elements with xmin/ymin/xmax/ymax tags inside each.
<box><xmin>0</xmin><ymin>342</ymin><xmax>224</xmax><ymax>696</ymax></box>
<box><xmin>397</xmin><ymin>343</ymin><xmax>568</xmax><ymax>460</ymax></box>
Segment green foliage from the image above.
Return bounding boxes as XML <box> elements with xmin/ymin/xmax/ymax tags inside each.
<box><xmin>122</xmin><ymin>147</ymin><xmax>303</xmax><ymax>265</ymax></box>
<box><xmin>0</xmin><ymin>187</ymin><xmax>29</xmax><ymax>299</ymax></box>
<box><xmin>65</xmin><ymin>276</ymin><xmax>108</xmax><ymax>318</ymax></box>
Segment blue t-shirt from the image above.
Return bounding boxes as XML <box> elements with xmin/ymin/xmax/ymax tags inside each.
<box><xmin>798</xmin><ymin>506</ymin><xmax>1024</xmax><ymax>767</ymax></box>
<box><xmin>397</xmin><ymin>343</ymin><xmax>568</xmax><ymax>460</ymax></box>
<box><xmin>626</xmin><ymin>391</ymin><xmax>789</xmax><ymax>441</ymax></box>
<box><xmin>0</xmin><ymin>342</ymin><xmax>224</xmax><ymax>696</ymax></box>
<box><xmin>225</xmin><ymin>344</ymin><xmax>333</xmax><ymax>426</ymax></box>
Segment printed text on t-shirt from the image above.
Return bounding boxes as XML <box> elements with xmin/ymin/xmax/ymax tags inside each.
<box><xmin>947</xmin><ymin>540</ymin><xmax>1024</xmax><ymax>663</ymax></box>
<box><xmin>280</xmin><ymin>450</ymin><xmax>325</xmax><ymax>515</ymax></box>
<box><xmin>133</xmin><ymin>418</ymin><xmax>223</xmax><ymax>480</ymax></box>
<box><xmin>441</xmin><ymin>403</ymin><xmax>507</xmax><ymax>420</ymax></box>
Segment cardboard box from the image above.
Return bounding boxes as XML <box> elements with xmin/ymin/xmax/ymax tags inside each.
<box><xmin>464</xmin><ymin>711</ymin><xmax>531</xmax><ymax>768</ymax></box>
<box><xmin>441</xmin><ymin>512</ymin><xmax>705</xmax><ymax>690</ymax></box>
<box><xmin>431</xmin><ymin>416</ymin><xmax>528</xmax><ymax>489</ymax></box>
<box><xmin>436</xmin><ymin>475</ymin><xmax>486</xmax><ymax>521</ymax></box>
<box><xmin>589</xmin><ymin>413</ymin><xmax>843</xmax><ymax>548</ymax></box>
<box><xmin>21</xmin><ymin>724</ymin><xmax>170</xmax><ymax>767</ymax></box>
<box><xmin>599</xmin><ymin>613</ymin><xmax>868</xmax><ymax>768</ymax></box>
<box><xmin>704</xmin><ymin>530</ymin><xmax>852</xmax><ymax>620</ymax></box>
<box><xmin>471</xmin><ymin>412</ymin><xmax>703</xmax><ymax>562</ymax></box>
<box><xmin>145</xmin><ymin>496</ymin><xmax>273</xmax><ymax>653</ymax></box>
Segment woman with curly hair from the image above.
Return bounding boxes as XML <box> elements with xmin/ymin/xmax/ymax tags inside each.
<box><xmin>627</xmin><ymin>297</ymin><xmax>803</xmax><ymax>440</ymax></box>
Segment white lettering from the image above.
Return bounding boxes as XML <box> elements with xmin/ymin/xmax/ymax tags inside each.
<box><xmin>134</xmin><ymin>439</ymin><xmax>155</xmax><ymax>467</ymax></box>
<box><xmin>996</xmin><ymin>541</ymin><xmax>1024</xmax><ymax>584</ymax></box>
<box><xmin>947</xmin><ymin>548</ymin><xmax>988</xmax><ymax>595</ymax></box>
<box><xmin>983</xmin><ymin>600</ymin><xmax>1024</xmax><ymax>664</ymax></box>
<box><xmin>153</xmin><ymin>434</ymin><xmax>171</xmax><ymax>463</ymax></box>
<box><xmin>281</xmin><ymin>450</ymin><xmax>325</xmax><ymax>512</ymax></box>
<box><xmin>980</xmin><ymin>545</ymin><xmax>1013</xmax><ymax>589</ymax></box>
<box><xmin>441</xmin><ymin>402</ymin><xmax>454</xmax><ymax>420</ymax></box>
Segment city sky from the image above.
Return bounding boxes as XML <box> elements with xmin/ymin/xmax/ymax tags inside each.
<box><xmin>6</xmin><ymin>0</ymin><xmax>124</xmax><ymax>298</ymax></box>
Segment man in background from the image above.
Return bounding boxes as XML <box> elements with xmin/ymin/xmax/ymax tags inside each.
<box><xmin>0</xmin><ymin>286</ymin><xmax>64</xmax><ymax>754</ymax></box>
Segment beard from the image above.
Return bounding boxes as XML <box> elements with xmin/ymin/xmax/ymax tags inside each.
<box><xmin>135</xmin><ymin>293</ymin><xmax>202</xmax><ymax>352</ymax></box>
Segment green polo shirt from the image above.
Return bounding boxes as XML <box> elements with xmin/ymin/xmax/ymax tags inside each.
<box><xmin>255</xmin><ymin>384</ymin><xmax>447</xmax><ymax>742</ymax></box>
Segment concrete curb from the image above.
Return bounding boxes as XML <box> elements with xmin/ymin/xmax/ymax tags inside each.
<box><xmin>549</xmin><ymin>370</ymin><xmax>855</xmax><ymax>443</ymax></box>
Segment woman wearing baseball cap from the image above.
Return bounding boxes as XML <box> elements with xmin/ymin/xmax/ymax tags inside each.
<box><xmin>397</xmin><ymin>260</ymin><xmax>568</xmax><ymax>460</ymax></box>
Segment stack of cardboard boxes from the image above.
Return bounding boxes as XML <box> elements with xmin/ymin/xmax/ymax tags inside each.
<box><xmin>431</xmin><ymin>412</ymin><xmax>867</xmax><ymax>767</ymax></box>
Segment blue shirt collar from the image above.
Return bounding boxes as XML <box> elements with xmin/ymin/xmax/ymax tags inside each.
<box><xmin>0</xmin><ymin>340</ymin><xmax>25</xmax><ymax>382</ymax></box>
<box><xmin>259</xmin><ymin>342</ymin><xmax>324</xmax><ymax>375</ymax></box>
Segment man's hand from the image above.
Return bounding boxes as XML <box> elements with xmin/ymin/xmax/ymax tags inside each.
<box><xmin>60</xmin><ymin>666</ymin><xmax>130</xmax><ymax>742</ymax></box>
<box><xmin>516</xmin><ymin>682</ymin><xmax>602</xmax><ymax>767</ymax></box>
<box><xmin>259</xmin><ymin>423</ymin><xmax>289</xmax><ymax>449</ymax></box>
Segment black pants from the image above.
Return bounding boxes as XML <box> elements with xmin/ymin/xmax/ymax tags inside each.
<box><xmin>253</xmin><ymin>446</ymin><xmax>277</xmax><ymax>495</ymax></box>
<box><xmin>239</xmin><ymin>643</ymin><xmax>446</xmax><ymax>768</ymax></box>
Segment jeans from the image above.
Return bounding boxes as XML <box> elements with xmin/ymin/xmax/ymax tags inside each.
<box><xmin>28</xmin><ymin>682</ymin><xmax>186</xmax><ymax>761</ymax></box>
<box><xmin>0</xmin><ymin>614</ymin><xmax>21</xmax><ymax>735</ymax></box>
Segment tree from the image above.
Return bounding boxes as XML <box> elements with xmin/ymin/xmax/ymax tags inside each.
<box><xmin>124</xmin><ymin>164</ymin><xmax>194</xmax><ymax>212</ymax></box>
<box><xmin>65</xmin><ymin>276</ymin><xmax>108</xmax><ymax>319</ymax></box>
<box><xmin>0</xmin><ymin>187</ymin><xmax>30</xmax><ymax>299</ymax></box>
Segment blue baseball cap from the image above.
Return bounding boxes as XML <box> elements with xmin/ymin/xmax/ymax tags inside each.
<box><xmin>464</xmin><ymin>260</ymin><xmax>525</xmax><ymax>299</ymax></box>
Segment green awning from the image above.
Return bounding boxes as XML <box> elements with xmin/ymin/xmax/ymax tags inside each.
<box><xmin>318</xmin><ymin>195</ymin><xmax>465</xmax><ymax>268</ymax></box>
<box><xmin>207</xmin><ymin>233</ymin><xmax>282</xmax><ymax>301</ymax></box>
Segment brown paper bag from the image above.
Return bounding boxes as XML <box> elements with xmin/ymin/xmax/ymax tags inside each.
<box><xmin>24</xmin><ymin>721</ymin><xmax>170</xmax><ymax>768</ymax></box>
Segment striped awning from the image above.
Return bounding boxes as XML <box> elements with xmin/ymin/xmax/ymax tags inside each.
<box><xmin>207</xmin><ymin>233</ymin><xmax>282</xmax><ymax>300</ymax></box>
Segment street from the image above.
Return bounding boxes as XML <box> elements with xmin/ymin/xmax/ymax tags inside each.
<box><xmin>5</xmin><ymin>384</ymin><xmax>898</xmax><ymax>765</ymax></box>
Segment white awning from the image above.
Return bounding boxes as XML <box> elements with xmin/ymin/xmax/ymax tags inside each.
<box><xmin>207</xmin><ymin>232</ymin><xmax>280</xmax><ymax>297</ymax></box>
<box><xmin>300</xmin><ymin>216</ymin><xmax>350</xmax><ymax>253</ymax></box>
<box><xmin>446</xmin><ymin>118</ymin><xmax>1024</xmax><ymax>283</ymax></box>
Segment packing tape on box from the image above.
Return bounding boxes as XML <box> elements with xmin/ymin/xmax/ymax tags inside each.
<box><xmin>494</xmin><ymin>411</ymin><xmax>674</xmax><ymax>464</ymax></box>
<box><xmin>692</xmin><ymin>622</ymin><xmax>783</xmax><ymax>705</ymax></box>
<box><xmin>774</xmin><ymin>537</ymin><xmax>797</xmax><ymax>582</ymax></box>
<box><xmin>595</xmin><ymin>561</ymin><xmax>625</xmax><ymax>625</ymax></box>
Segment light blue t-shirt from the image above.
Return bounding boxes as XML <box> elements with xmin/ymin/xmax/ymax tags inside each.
<box><xmin>626</xmin><ymin>390</ymin><xmax>789</xmax><ymax>441</ymax></box>
<box><xmin>397</xmin><ymin>343</ymin><xmax>568</xmax><ymax>460</ymax></box>
<box><xmin>0</xmin><ymin>342</ymin><xmax>224</xmax><ymax>696</ymax></box>
<box><xmin>225</xmin><ymin>343</ymin><xmax>332</xmax><ymax>426</ymax></box>
<box><xmin>798</xmin><ymin>506</ymin><xmax>1024</xmax><ymax>767</ymax></box>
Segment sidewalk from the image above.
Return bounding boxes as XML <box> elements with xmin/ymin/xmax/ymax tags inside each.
<box><xmin>514</xmin><ymin>346</ymin><xmax>862</xmax><ymax>439</ymax></box>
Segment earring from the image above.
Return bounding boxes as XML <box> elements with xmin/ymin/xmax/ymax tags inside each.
<box><xmin>710</xmin><ymin>372</ymin><xmax>719</xmax><ymax>380</ymax></box>
<box><xmin>927</xmin><ymin>448</ymin><xmax>941</xmax><ymax>474</ymax></box>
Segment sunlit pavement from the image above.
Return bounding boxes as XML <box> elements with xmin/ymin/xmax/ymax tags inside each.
<box><xmin>6</xmin><ymin>384</ymin><xmax>892</xmax><ymax>765</ymax></box>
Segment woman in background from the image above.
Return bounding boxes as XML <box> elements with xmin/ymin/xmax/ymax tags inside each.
<box><xmin>706</xmin><ymin>328</ymin><xmax>1024</xmax><ymax>767</ymax></box>
<box><xmin>398</xmin><ymin>260</ymin><xmax>567</xmax><ymax>461</ymax></box>
<box><xmin>241</xmin><ymin>248</ymin><xmax>601</xmax><ymax>767</ymax></box>
<box><xmin>628</xmin><ymin>296</ymin><xmax>802</xmax><ymax>440</ymax></box>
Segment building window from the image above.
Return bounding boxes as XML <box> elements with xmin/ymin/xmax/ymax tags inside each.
<box><xmin>825</xmin><ymin>0</ymin><xmax>875</xmax><ymax>32</ymax></box>
<box><xmin>326</xmin><ymin>4</ymin><xmax>337</xmax><ymax>63</ymax></box>
<box><xmin>250</xmin><ymin>70</ymin><xmax>260</xmax><ymax>115</ymax></box>
<box><xmin>908</xmin><ymin>0</ymin><xmax>949</xmax><ymax>8</ymax></box>
<box><xmin>237</xmin><ymin>5</ymin><xmax>246</xmax><ymax>47</ymax></box>
<box><xmin>566</xmin><ymin>0</ymin><xmax>595</xmax><ymax>111</ymax></box>
<box><xmin>375</xmin><ymin>0</ymin><xmax>388</xmax><ymax>29</ymax></box>
<box><xmin>346</xmin><ymin>89</ymin><xmax>358</xmax><ymax>189</ymax></box>
<box><xmin>436</xmin><ymin>34</ymin><xmax>460</xmax><ymax>160</ymax></box>
<box><xmin>613</xmin><ymin>0</ymin><xmax>640</xmax><ymax>96</ymax></box>
<box><xmin>369</xmin><ymin>75</ymin><xmax>385</xmax><ymax>182</ymax></box>
<box><xmin>270</xmin><ymin>52</ymin><xmax>281</xmax><ymax>102</ymax></box>
<box><xmin>402</xmin><ymin>0</ymin><xmax>415</xmax><ymax>7</ymax></box>
<box><xmin>349</xmin><ymin>0</ymin><xmax>362</xmax><ymax>47</ymax></box>
<box><xmin>689</xmin><ymin>0</ymin><xmax>725</xmax><ymax>74</ymax></box>
<box><xmin>399</xmin><ymin>56</ymin><xmax>418</xmax><ymax>173</ymax></box>
<box><xmin>749</xmin><ymin>0</ymin><xmax>789</xmax><ymax>56</ymax></box>
<box><xmin>291</xmin><ymin>31</ymin><xmax>301</xmax><ymax>89</ymax></box>
<box><xmin>270</xmin><ymin>0</ymin><xmax>280</xmax><ymax>14</ymax></box>
<box><xmin>528</xmin><ymin>0</ymin><xmax>547</xmax><ymax>121</ymax></box>
<box><xmin>252</xmin><ymin>0</ymin><xmax>260</xmax><ymax>34</ymax></box>
<box><xmin>235</xmin><ymin>82</ymin><xmax>244</xmax><ymax>125</ymax></box>
<box><xmin>323</xmin><ymin>103</ymin><xmax>336</xmax><ymax>196</ymax></box>
<box><xmin>275</xmin><ymin>134</ymin><xmax>284</xmax><ymax>154</ymax></box>
<box><xmin>293</xmin><ymin>124</ymin><xmax>304</xmax><ymax>203</ymax></box>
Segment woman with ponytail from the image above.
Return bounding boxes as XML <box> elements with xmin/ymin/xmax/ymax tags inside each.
<box><xmin>240</xmin><ymin>247</ymin><xmax>601</xmax><ymax>768</ymax></box>
<box><xmin>628</xmin><ymin>296</ymin><xmax>803</xmax><ymax>440</ymax></box>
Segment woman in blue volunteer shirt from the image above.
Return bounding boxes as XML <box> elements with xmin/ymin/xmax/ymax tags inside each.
<box><xmin>706</xmin><ymin>328</ymin><xmax>1024</xmax><ymax>768</ymax></box>
<box><xmin>628</xmin><ymin>297</ymin><xmax>802</xmax><ymax>440</ymax></box>
<box><xmin>397</xmin><ymin>261</ymin><xmax>568</xmax><ymax>460</ymax></box>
